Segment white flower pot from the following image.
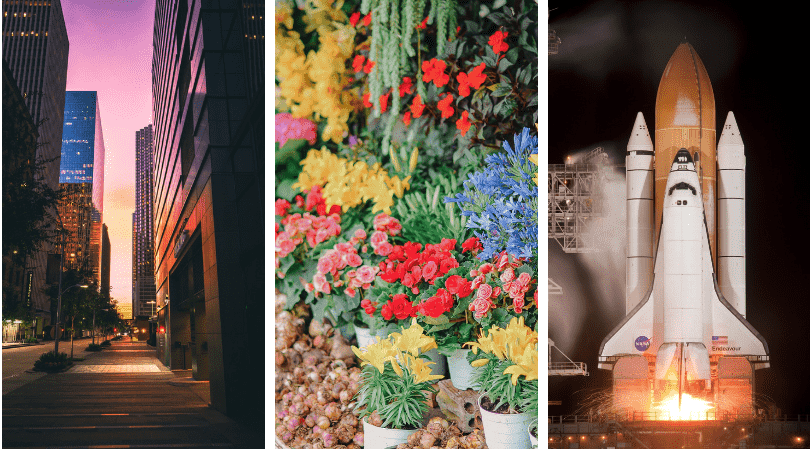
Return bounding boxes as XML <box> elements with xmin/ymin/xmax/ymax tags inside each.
<box><xmin>423</xmin><ymin>347</ymin><xmax>447</xmax><ymax>379</ymax></box>
<box><xmin>445</xmin><ymin>348</ymin><xmax>480</xmax><ymax>390</ymax></box>
<box><xmin>478</xmin><ymin>395</ymin><xmax>533</xmax><ymax>449</ymax></box>
<box><xmin>354</xmin><ymin>325</ymin><xmax>392</xmax><ymax>350</ymax></box>
<box><xmin>362</xmin><ymin>418</ymin><xmax>418</xmax><ymax>449</ymax></box>
<box><xmin>529</xmin><ymin>422</ymin><xmax>537</xmax><ymax>447</ymax></box>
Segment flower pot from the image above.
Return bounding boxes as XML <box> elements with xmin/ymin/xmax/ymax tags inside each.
<box><xmin>362</xmin><ymin>417</ymin><xmax>419</xmax><ymax>449</ymax></box>
<box><xmin>445</xmin><ymin>348</ymin><xmax>479</xmax><ymax>390</ymax></box>
<box><xmin>354</xmin><ymin>325</ymin><xmax>392</xmax><ymax>350</ymax></box>
<box><xmin>477</xmin><ymin>395</ymin><xmax>533</xmax><ymax>449</ymax></box>
<box><xmin>423</xmin><ymin>347</ymin><xmax>448</xmax><ymax>379</ymax></box>
<box><xmin>528</xmin><ymin>422</ymin><xmax>537</xmax><ymax>447</ymax></box>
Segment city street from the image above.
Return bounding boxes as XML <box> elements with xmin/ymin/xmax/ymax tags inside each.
<box><xmin>2</xmin><ymin>339</ymin><xmax>94</xmax><ymax>395</ymax></box>
<box><xmin>2</xmin><ymin>338</ymin><xmax>263</xmax><ymax>448</ymax></box>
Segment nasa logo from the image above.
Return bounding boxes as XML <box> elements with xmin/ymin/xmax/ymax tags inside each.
<box><xmin>635</xmin><ymin>336</ymin><xmax>650</xmax><ymax>352</ymax></box>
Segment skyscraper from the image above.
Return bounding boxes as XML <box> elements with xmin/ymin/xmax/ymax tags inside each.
<box><xmin>58</xmin><ymin>91</ymin><xmax>105</xmax><ymax>284</ymax></box>
<box><xmin>133</xmin><ymin>124</ymin><xmax>156</xmax><ymax>318</ymax></box>
<box><xmin>2</xmin><ymin>0</ymin><xmax>70</xmax><ymax>334</ymax></box>
<box><xmin>152</xmin><ymin>0</ymin><xmax>264</xmax><ymax>423</ymax></box>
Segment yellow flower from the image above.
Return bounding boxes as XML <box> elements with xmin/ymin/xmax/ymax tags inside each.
<box><xmin>389</xmin><ymin>318</ymin><xmax>437</xmax><ymax>356</ymax></box>
<box><xmin>351</xmin><ymin>337</ymin><xmax>398</xmax><ymax>374</ymax></box>
<box><xmin>464</xmin><ymin>317</ymin><xmax>539</xmax><ymax>384</ymax></box>
<box><xmin>406</xmin><ymin>354</ymin><xmax>444</xmax><ymax>384</ymax></box>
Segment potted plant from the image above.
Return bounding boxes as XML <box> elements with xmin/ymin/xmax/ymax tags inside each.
<box><xmin>466</xmin><ymin>316</ymin><xmax>538</xmax><ymax>449</ymax></box>
<box><xmin>522</xmin><ymin>379</ymin><xmax>539</xmax><ymax>447</ymax></box>
<box><xmin>352</xmin><ymin>319</ymin><xmax>443</xmax><ymax>448</ymax></box>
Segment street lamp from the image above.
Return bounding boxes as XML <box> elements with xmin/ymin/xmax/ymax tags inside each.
<box><xmin>146</xmin><ymin>300</ymin><xmax>155</xmax><ymax>317</ymax></box>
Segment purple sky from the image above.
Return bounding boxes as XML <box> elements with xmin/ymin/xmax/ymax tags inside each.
<box><xmin>62</xmin><ymin>0</ymin><xmax>156</xmax><ymax>307</ymax></box>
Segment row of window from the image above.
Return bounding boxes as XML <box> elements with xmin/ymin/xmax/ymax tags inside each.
<box><xmin>3</xmin><ymin>31</ymin><xmax>47</xmax><ymax>36</ymax></box>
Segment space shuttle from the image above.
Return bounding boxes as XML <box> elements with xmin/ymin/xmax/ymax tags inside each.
<box><xmin>598</xmin><ymin>42</ymin><xmax>769</xmax><ymax>417</ymax></box>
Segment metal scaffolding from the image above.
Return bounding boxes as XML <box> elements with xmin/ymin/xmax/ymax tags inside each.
<box><xmin>548</xmin><ymin>148</ymin><xmax>609</xmax><ymax>253</ymax></box>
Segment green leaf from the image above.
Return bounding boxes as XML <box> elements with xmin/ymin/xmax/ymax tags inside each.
<box><xmin>492</xmin><ymin>82</ymin><xmax>512</xmax><ymax>97</ymax></box>
<box><xmin>422</xmin><ymin>314</ymin><xmax>450</xmax><ymax>325</ymax></box>
<box><xmin>505</xmin><ymin>47</ymin><xmax>519</xmax><ymax>65</ymax></box>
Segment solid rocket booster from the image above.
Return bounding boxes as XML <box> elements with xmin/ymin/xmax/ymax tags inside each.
<box><xmin>626</xmin><ymin>113</ymin><xmax>654</xmax><ymax>314</ymax></box>
<box><xmin>717</xmin><ymin>112</ymin><xmax>746</xmax><ymax>317</ymax></box>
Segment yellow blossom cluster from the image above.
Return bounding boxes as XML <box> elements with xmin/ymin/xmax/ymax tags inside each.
<box><xmin>275</xmin><ymin>0</ymin><xmax>359</xmax><ymax>143</ymax></box>
<box><xmin>292</xmin><ymin>148</ymin><xmax>411</xmax><ymax>214</ymax></box>
<box><xmin>351</xmin><ymin>319</ymin><xmax>443</xmax><ymax>385</ymax></box>
<box><xmin>466</xmin><ymin>316</ymin><xmax>539</xmax><ymax>385</ymax></box>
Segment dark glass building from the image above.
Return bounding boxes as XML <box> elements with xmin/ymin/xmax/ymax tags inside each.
<box><xmin>133</xmin><ymin>124</ymin><xmax>156</xmax><ymax>319</ymax></box>
<box><xmin>58</xmin><ymin>91</ymin><xmax>105</xmax><ymax>284</ymax></box>
<box><xmin>2</xmin><ymin>0</ymin><xmax>70</xmax><ymax>334</ymax></box>
<box><xmin>101</xmin><ymin>223</ymin><xmax>110</xmax><ymax>298</ymax></box>
<box><xmin>152</xmin><ymin>0</ymin><xmax>264</xmax><ymax>425</ymax></box>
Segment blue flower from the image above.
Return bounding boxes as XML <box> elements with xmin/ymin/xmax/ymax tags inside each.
<box><xmin>444</xmin><ymin>127</ymin><xmax>539</xmax><ymax>261</ymax></box>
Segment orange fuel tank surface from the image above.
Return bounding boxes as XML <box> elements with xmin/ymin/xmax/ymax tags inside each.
<box><xmin>654</xmin><ymin>42</ymin><xmax>717</xmax><ymax>264</ymax></box>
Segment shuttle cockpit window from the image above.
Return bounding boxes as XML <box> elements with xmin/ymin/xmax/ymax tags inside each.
<box><xmin>668</xmin><ymin>181</ymin><xmax>696</xmax><ymax>196</ymax></box>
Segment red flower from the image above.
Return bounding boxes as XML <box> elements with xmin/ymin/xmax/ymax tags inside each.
<box><xmin>362</xmin><ymin>13</ymin><xmax>372</xmax><ymax>27</ymax></box>
<box><xmin>362</xmin><ymin>93</ymin><xmax>373</xmax><ymax>108</ymax></box>
<box><xmin>456</xmin><ymin>111</ymin><xmax>471</xmax><ymax>136</ymax></box>
<box><xmin>457</xmin><ymin>63</ymin><xmax>487</xmax><ymax>97</ymax></box>
<box><xmin>329</xmin><ymin>205</ymin><xmax>341</xmax><ymax>215</ymax></box>
<box><xmin>379</xmin><ymin>91</ymin><xmax>390</xmax><ymax>113</ymax></box>
<box><xmin>382</xmin><ymin>294</ymin><xmax>415</xmax><ymax>321</ymax></box>
<box><xmin>419</xmin><ymin>289</ymin><xmax>453</xmax><ymax>318</ymax></box>
<box><xmin>403</xmin><ymin>111</ymin><xmax>412</xmax><ymax>126</ymax></box>
<box><xmin>445</xmin><ymin>275</ymin><xmax>472</xmax><ymax>298</ymax></box>
<box><xmin>275</xmin><ymin>199</ymin><xmax>291</xmax><ymax>217</ymax></box>
<box><xmin>437</xmin><ymin>94</ymin><xmax>454</xmax><ymax>119</ymax></box>
<box><xmin>489</xmin><ymin>30</ymin><xmax>509</xmax><ymax>54</ymax></box>
<box><xmin>462</xmin><ymin>237</ymin><xmax>482</xmax><ymax>253</ymax></box>
<box><xmin>422</xmin><ymin>58</ymin><xmax>449</xmax><ymax>87</ymax></box>
<box><xmin>411</xmin><ymin>94</ymin><xmax>425</xmax><ymax>118</ymax></box>
<box><xmin>422</xmin><ymin>260</ymin><xmax>438</xmax><ymax>281</ymax></box>
<box><xmin>416</xmin><ymin>17</ymin><xmax>428</xmax><ymax>30</ymax></box>
<box><xmin>439</xmin><ymin>257</ymin><xmax>458</xmax><ymax>274</ymax></box>
<box><xmin>361</xmin><ymin>299</ymin><xmax>378</xmax><ymax>315</ymax></box>
<box><xmin>352</xmin><ymin>54</ymin><xmax>366</xmax><ymax>72</ymax></box>
<box><xmin>399</xmin><ymin>77</ymin><xmax>414</xmax><ymax>97</ymax></box>
<box><xmin>349</xmin><ymin>12</ymin><xmax>361</xmax><ymax>27</ymax></box>
<box><xmin>363</xmin><ymin>59</ymin><xmax>375</xmax><ymax>74</ymax></box>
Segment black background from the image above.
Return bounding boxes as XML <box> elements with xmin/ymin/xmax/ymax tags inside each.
<box><xmin>548</xmin><ymin>0</ymin><xmax>810</xmax><ymax>416</ymax></box>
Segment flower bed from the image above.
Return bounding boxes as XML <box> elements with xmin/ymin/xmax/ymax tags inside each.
<box><xmin>276</xmin><ymin>0</ymin><xmax>538</xmax><ymax>447</ymax></box>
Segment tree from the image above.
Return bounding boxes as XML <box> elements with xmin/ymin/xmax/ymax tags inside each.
<box><xmin>42</xmin><ymin>268</ymin><xmax>93</xmax><ymax>359</ymax></box>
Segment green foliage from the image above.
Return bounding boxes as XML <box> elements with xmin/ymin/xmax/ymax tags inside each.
<box><xmin>33</xmin><ymin>350</ymin><xmax>72</xmax><ymax>372</ymax></box>
<box><xmin>392</xmin><ymin>172</ymin><xmax>470</xmax><ymax>244</ymax></box>
<box><xmin>521</xmin><ymin>379</ymin><xmax>539</xmax><ymax>430</ymax></box>
<box><xmin>85</xmin><ymin>343</ymin><xmax>103</xmax><ymax>351</ymax></box>
<box><xmin>469</xmin><ymin>354</ymin><xmax>532</xmax><ymax>413</ymax></box>
<box><xmin>354</xmin><ymin>363</ymin><xmax>400</xmax><ymax>419</ymax></box>
<box><xmin>378</xmin><ymin>366</ymin><xmax>434</xmax><ymax>429</ymax></box>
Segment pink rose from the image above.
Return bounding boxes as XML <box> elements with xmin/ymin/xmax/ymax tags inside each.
<box><xmin>375</xmin><ymin>242</ymin><xmax>393</xmax><ymax>256</ymax></box>
<box><xmin>354</xmin><ymin>229</ymin><xmax>367</xmax><ymax>240</ymax></box>
<box><xmin>513</xmin><ymin>296</ymin><xmax>525</xmax><ymax>314</ymax></box>
<box><xmin>500</xmin><ymin>268</ymin><xmax>515</xmax><ymax>283</ymax></box>
<box><xmin>346</xmin><ymin>253</ymin><xmax>363</xmax><ymax>267</ymax></box>
<box><xmin>477</xmin><ymin>283</ymin><xmax>493</xmax><ymax>300</ymax></box>
<box><xmin>317</xmin><ymin>257</ymin><xmax>335</xmax><ymax>275</ymax></box>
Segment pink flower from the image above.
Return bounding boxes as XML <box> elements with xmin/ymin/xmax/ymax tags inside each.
<box><xmin>275</xmin><ymin>113</ymin><xmax>317</xmax><ymax>147</ymax></box>
<box><xmin>477</xmin><ymin>283</ymin><xmax>493</xmax><ymax>300</ymax></box>
<box><xmin>354</xmin><ymin>229</ymin><xmax>367</xmax><ymax>240</ymax></box>
<box><xmin>370</xmin><ymin>231</ymin><xmax>388</xmax><ymax>248</ymax></box>
<box><xmin>313</xmin><ymin>273</ymin><xmax>331</xmax><ymax>294</ymax></box>
<box><xmin>346</xmin><ymin>253</ymin><xmax>363</xmax><ymax>267</ymax></box>
<box><xmin>513</xmin><ymin>296</ymin><xmax>525</xmax><ymax>314</ymax></box>
<box><xmin>469</xmin><ymin>297</ymin><xmax>493</xmax><ymax>319</ymax></box>
<box><xmin>500</xmin><ymin>268</ymin><xmax>515</xmax><ymax>283</ymax></box>
<box><xmin>344</xmin><ymin>287</ymin><xmax>357</xmax><ymax>298</ymax></box>
<box><xmin>317</xmin><ymin>257</ymin><xmax>335</xmax><ymax>275</ymax></box>
<box><xmin>356</xmin><ymin>266</ymin><xmax>378</xmax><ymax>284</ymax></box>
<box><xmin>422</xmin><ymin>260</ymin><xmax>438</xmax><ymax>281</ymax></box>
<box><xmin>375</xmin><ymin>242</ymin><xmax>393</xmax><ymax>256</ymax></box>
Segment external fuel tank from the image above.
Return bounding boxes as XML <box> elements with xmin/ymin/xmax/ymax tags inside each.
<box><xmin>654</xmin><ymin>42</ymin><xmax>717</xmax><ymax>266</ymax></box>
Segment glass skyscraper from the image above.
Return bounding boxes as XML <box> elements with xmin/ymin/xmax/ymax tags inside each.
<box><xmin>58</xmin><ymin>91</ymin><xmax>105</xmax><ymax>283</ymax></box>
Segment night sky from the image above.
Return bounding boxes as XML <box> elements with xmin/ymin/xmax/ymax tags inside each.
<box><xmin>547</xmin><ymin>0</ymin><xmax>810</xmax><ymax>416</ymax></box>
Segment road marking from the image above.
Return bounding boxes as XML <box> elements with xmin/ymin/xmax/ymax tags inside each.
<box><xmin>5</xmin><ymin>413</ymin><xmax>200</xmax><ymax>417</ymax></box>
<box><xmin>3</xmin><ymin>424</ymin><xmax>211</xmax><ymax>431</ymax></box>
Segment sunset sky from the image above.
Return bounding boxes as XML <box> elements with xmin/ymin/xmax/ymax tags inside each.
<box><xmin>61</xmin><ymin>0</ymin><xmax>156</xmax><ymax>307</ymax></box>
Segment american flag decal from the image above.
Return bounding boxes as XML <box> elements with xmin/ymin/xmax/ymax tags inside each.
<box><xmin>712</xmin><ymin>336</ymin><xmax>728</xmax><ymax>344</ymax></box>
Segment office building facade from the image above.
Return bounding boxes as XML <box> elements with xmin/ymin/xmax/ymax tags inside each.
<box><xmin>101</xmin><ymin>223</ymin><xmax>110</xmax><ymax>298</ymax></box>
<box><xmin>152</xmin><ymin>0</ymin><xmax>264</xmax><ymax>422</ymax></box>
<box><xmin>2</xmin><ymin>0</ymin><xmax>70</xmax><ymax>332</ymax></box>
<box><xmin>58</xmin><ymin>91</ymin><xmax>105</xmax><ymax>284</ymax></box>
<box><xmin>133</xmin><ymin>124</ymin><xmax>156</xmax><ymax>318</ymax></box>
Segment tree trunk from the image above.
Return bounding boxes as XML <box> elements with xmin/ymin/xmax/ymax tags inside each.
<box><xmin>70</xmin><ymin>316</ymin><xmax>75</xmax><ymax>360</ymax></box>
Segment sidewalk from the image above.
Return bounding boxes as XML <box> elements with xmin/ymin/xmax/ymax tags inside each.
<box><xmin>2</xmin><ymin>337</ymin><xmax>264</xmax><ymax>448</ymax></box>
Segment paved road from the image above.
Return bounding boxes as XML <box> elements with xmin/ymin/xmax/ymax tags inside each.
<box><xmin>2</xmin><ymin>340</ymin><xmax>263</xmax><ymax>448</ymax></box>
<box><xmin>3</xmin><ymin>340</ymin><xmax>94</xmax><ymax>395</ymax></box>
